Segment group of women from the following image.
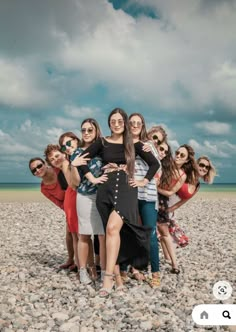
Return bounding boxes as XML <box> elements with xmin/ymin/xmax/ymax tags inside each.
<box><xmin>28</xmin><ymin>107</ymin><xmax>216</xmax><ymax>297</ymax></box>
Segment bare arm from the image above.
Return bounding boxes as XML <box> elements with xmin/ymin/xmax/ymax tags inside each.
<box><xmin>167</xmin><ymin>198</ymin><xmax>189</xmax><ymax>213</ymax></box>
<box><xmin>158</xmin><ymin>173</ymin><xmax>186</xmax><ymax>197</ymax></box>
<box><xmin>70</xmin><ymin>165</ymin><xmax>81</xmax><ymax>187</ymax></box>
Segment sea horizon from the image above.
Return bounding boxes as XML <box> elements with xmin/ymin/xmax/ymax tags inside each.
<box><xmin>0</xmin><ymin>182</ymin><xmax>236</xmax><ymax>192</ymax></box>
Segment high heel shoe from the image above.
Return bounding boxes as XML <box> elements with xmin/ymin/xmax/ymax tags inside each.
<box><xmin>99</xmin><ymin>273</ymin><xmax>115</xmax><ymax>298</ymax></box>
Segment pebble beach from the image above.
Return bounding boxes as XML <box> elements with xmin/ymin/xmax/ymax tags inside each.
<box><xmin>0</xmin><ymin>193</ymin><xmax>235</xmax><ymax>332</ymax></box>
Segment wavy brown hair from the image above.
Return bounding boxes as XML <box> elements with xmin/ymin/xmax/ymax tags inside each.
<box><xmin>81</xmin><ymin>118</ymin><xmax>102</xmax><ymax>147</ymax></box>
<box><xmin>108</xmin><ymin>108</ymin><xmax>135</xmax><ymax>178</ymax></box>
<box><xmin>58</xmin><ymin>132</ymin><xmax>81</xmax><ymax>150</ymax></box>
<box><xmin>129</xmin><ymin>113</ymin><xmax>149</xmax><ymax>142</ymax></box>
<box><xmin>178</xmin><ymin>144</ymin><xmax>199</xmax><ymax>184</ymax></box>
<box><xmin>197</xmin><ymin>155</ymin><xmax>217</xmax><ymax>184</ymax></box>
<box><xmin>159</xmin><ymin>142</ymin><xmax>179</xmax><ymax>188</ymax></box>
<box><xmin>44</xmin><ymin>144</ymin><xmax>62</xmax><ymax>165</ymax></box>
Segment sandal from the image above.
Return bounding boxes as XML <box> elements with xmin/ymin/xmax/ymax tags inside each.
<box><xmin>120</xmin><ymin>271</ymin><xmax>130</xmax><ymax>283</ymax></box>
<box><xmin>59</xmin><ymin>262</ymin><xmax>74</xmax><ymax>269</ymax></box>
<box><xmin>130</xmin><ymin>269</ymin><xmax>146</xmax><ymax>281</ymax></box>
<box><xmin>170</xmin><ymin>268</ymin><xmax>180</xmax><ymax>274</ymax></box>
<box><xmin>148</xmin><ymin>273</ymin><xmax>161</xmax><ymax>288</ymax></box>
<box><xmin>99</xmin><ymin>273</ymin><xmax>115</xmax><ymax>298</ymax></box>
<box><xmin>115</xmin><ymin>285</ymin><xmax>128</xmax><ymax>294</ymax></box>
<box><xmin>88</xmin><ymin>265</ymin><xmax>98</xmax><ymax>281</ymax></box>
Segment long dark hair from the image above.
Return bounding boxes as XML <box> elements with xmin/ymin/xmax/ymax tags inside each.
<box><xmin>108</xmin><ymin>108</ymin><xmax>135</xmax><ymax>178</ymax></box>
<box><xmin>80</xmin><ymin>118</ymin><xmax>102</xmax><ymax>147</ymax></box>
<box><xmin>129</xmin><ymin>112</ymin><xmax>149</xmax><ymax>142</ymax></box>
<box><xmin>179</xmin><ymin>144</ymin><xmax>199</xmax><ymax>184</ymax></box>
<box><xmin>159</xmin><ymin>142</ymin><xmax>179</xmax><ymax>188</ymax></box>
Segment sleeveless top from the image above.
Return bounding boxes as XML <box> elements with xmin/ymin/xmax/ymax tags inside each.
<box><xmin>177</xmin><ymin>182</ymin><xmax>200</xmax><ymax>200</ymax></box>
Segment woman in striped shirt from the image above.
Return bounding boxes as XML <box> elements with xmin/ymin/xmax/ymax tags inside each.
<box><xmin>128</xmin><ymin>113</ymin><xmax>161</xmax><ymax>287</ymax></box>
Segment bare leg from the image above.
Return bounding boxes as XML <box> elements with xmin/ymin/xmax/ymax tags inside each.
<box><xmin>158</xmin><ymin>223</ymin><xmax>178</xmax><ymax>269</ymax></box>
<box><xmin>71</xmin><ymin>233</ymin><xmax>80</xmax><ymax>268</ymax></box>
<box><xmin>160</xmin><ymin>236</ymin><xmax>171</xmax><ymax>261</ymax></box>
<box><xmin>102</xmin><ymin>211</ymin><xmax>123</xmax><ymax>290</ymax></box>
<box><xmin>78</xmin><ymin>234</ymin><xmax>90</xmax><ymax>268</ymax></box>
<box><xmin>98</xmin><ymin>235</ymin><xmax>106</xmax><ymax>271</ymax></box>
<box><xmin>65</xmin><ymin>225</ymin><xmax>74</xmax><ymax>264</ymax></box>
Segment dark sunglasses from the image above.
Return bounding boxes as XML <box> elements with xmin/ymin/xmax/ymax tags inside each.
<box><xmin>175</xmin><ymin>150</ymin><xmax>186</xmax><ymax>159</ymax></box>
<box><xmin>81</xmin><ymin>128</ymin><xmax>94</xmax><ymax>134</ymax></box>
<box><xmin>152</xmin><ymin>135</ymin><xmax>162</xmax><ymax>145</ymax></box>
<box><xmin>129</xmin><ymin>120</ymin><xmax>142</xmax><ymax>128</ymax></box>
<box><xmin>31</xmin><ymin>163</ymin><xmax>43</xmax><ymax>175</ymax></box>
<box><xmin>159</xmin><ymin>146</ymin><xmax>168</xmax><ymax>154</ymax></box>
<box><xmin>61</xmin><ymin>139</ymin><xmax>73</xmax><ymax>152</ymax></box>
<box><xmin>198</xmin><ymin>162</ymin><xmax>210</xmax><ymax>170</ymax></box>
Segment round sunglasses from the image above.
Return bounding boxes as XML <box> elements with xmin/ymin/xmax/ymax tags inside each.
<box><xmin>61</xmin><ymin>139</ymin><xmax>73</xmax><ymax>152</ymax></box>
<box><xmin>152</xmin><ymin>134</ymin><xmax>162</xmax><ymax>145</ymax></box>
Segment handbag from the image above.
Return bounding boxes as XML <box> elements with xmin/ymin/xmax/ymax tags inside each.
<box><xmin>168</xmin><ymin>219</ymin><xmax>189</xmax><ymax>248</ymax></box>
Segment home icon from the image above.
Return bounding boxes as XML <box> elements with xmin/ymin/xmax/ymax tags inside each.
<box><xmin>200</xmin><ymin>311</ymin><xmax>209</xmax><ymax>319</ymax></box>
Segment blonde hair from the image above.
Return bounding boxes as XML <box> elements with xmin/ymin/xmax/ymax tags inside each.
<box><xmin>147</xmin><ymin>125</ymin><xmax>167</xmax><ymax>143</ymax></box>
<box><xmin>197</xmin><ymin>156</ymin><xmax>217</xmax><ymax>184</ymax></box>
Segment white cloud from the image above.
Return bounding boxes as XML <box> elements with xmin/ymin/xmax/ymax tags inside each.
<box><xmin>188</xmin><ymin>138</ymin><xmax>236</xmax><ymax>158</ymax></box>
<box><xmin>0</xmin><ymin>58</ymin><xmax>52</xmax><ymax>108</ymax></box>
<box><xmin>0</xmin><ymin>1</ymin><xmax>235</xmax><ymax>112</ymax></box>
<box><xmin>195</xmin><ymin>121</ymin><xmax>231</xmax><ymax>135</ymax></box>
<box><xmin>64</xmin><ymin>105</ymin><xmax>101</xmax><ymax>118</ymax></box>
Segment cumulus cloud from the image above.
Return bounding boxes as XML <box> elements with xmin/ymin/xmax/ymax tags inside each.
<box><xmin>64</xmin><ymin>105</ymin><xmax>101</xmax><ymax>118</ymax></box>
<box><xmin>0</xmin><ymin>58</ymin><xmax>53</xmax><ymax>108</ymax></box>
<box><xmin>188</xmin><ymin>138</ymin><xmax>236</xmax><ymax>158</ymax></box>
<box><xmin>0</xmin><ymin>0</ymin><xmax>235</xmax><ymax>112</ymax></box>
<box><xmin>195</xmin><ymin>121</ymin><xmax>231</xmax><ymax>135</ymax></box>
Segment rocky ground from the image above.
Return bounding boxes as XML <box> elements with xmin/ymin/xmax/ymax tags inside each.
<box><xmin>0</xmin><ymin>198</ymin><xmax>235</xmax><ymax>332</ymax></box>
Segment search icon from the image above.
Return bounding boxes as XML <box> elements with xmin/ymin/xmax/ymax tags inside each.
<box><xmin>222</xmin><ymin>310</ymin><xmax>231</xmax><ymax>319</ymax></box>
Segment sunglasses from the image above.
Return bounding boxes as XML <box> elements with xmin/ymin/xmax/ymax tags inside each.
<box><xmin>61</xmin><ymin>139</ymin><xmax>73</xmax><ymax>152</ymax></box>
<box><xmin>129</xmin><ymin>120</ymin><xmax>142</xmax><ymax>128</ymax></box>
<box><xmin>159</xmin><ymin>146</ymin><xmax>168</xmax><ymax>154</ymax></box>
<box><xmin>110</xmin><ymin>119</ymin><xmax>124</xmax><ymax>126</ymax></box>
<box><xmin>152</xmin><ymin>135</ymin><xmax>162</xmax><ymax>145</ymax></box>
<box><xmin>31</xmin><ymin>163</ymin><xmax>43</xmax><ymax>175</ymax></box>
<box><xmin>198</xmin><ymin>162</ymin><xmax>210</xmax><ymax>170</ymax></box>
<box><xmin>175</xmin><ymin>151</ymin><xmax>186</xmax><ymax>159</ymax></box>
<box><xmin>81</xmin><ymin>128</ymin><xmax>94</xmax><ymax>134</ymax></box>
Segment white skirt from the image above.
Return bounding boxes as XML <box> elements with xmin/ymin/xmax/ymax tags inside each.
<box><xmin>76</xmin><ymin>192</ymin><xmax>105</xmax><ymax>235</ymax></box>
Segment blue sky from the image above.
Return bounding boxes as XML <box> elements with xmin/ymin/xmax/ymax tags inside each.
<box><xmin>0</xmin><ymin>0</ymin><xmax>235</xmax><ymax>183</ymax></box>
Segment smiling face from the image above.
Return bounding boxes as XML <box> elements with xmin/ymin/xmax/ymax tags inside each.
<box><xmin>109</xmin><ymin>112</ymin><xmax>125</xmax><ymax>135</ymax></box>
<box><xmin>29</xmin><ymin>160</ymin><xmax>47</xmax><ymax>178</ymax></box>
<box><xmin>61</xmin><ymin>136</ymin><xmax>78</xmax><ymax>155</ymax></box>
<box><xmin>81</xmin><ymin>121</ymin><xmax>96</xmax><ymax>146</ymax></box>
<box><xmin>157</xmin><ymin>142</ymin><xmax>168</xmax><ymax>160</ymax></box>
<box><xmin>197</xmin><ymin>158</ymin><xmax>210</xmax><ymax>179</ymax></box>
<box><xmin>174</xmin><ymin>146</ymin><xmax>189</xmax><ymax>167</ymax></box>
<box><xmin>129</xmin><ymin>115</ymin><xmax>143</xmax><ymax>138</ymax></box>
<box><xmin>47</xmin><ymin>150</ymin><xmax>65</xmax><ymax>168</ymax></box>
<box><xmin>149</xmin><ymin>131</ymin><xmax>164</xmax><ymax>146</ymax></box>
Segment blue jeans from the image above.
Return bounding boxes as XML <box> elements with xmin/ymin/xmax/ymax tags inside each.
<box><xmin>138</xmin><ymin>200</ymin><xmax>159</xmax><ymax>273</ymax></box>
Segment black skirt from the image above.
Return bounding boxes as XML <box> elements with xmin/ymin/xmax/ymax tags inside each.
<box><xmin>96</xmin><ymin>170</ymin><xmax>151</xmax><ymax>269</ymax></box>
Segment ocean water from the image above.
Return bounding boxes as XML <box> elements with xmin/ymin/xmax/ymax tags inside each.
<box><xmin>0</xmin><ymin>183</ymin><xmax>40</xmax><ymax>191</ymax></box>
<box><xmin>199</xmin><ymin>183</ymin><xmax>236</xmax><ymax>192</ymax></box>
<box><xmin>0</xmin><ymin>183</ymin><xmax>236</xmax><ymax>192</ymax></box>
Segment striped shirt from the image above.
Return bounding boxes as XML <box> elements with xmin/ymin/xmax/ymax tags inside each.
<box><xmin>134</xmin><ymin>141</ymin><xmax>161</xmax><ymax>207</ymax></box>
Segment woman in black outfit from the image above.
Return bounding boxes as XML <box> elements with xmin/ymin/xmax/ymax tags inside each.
<box><xmin>71</xmin><ymin>108</ymin><xmax>160</xmax><ymax>296</ymax></box>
